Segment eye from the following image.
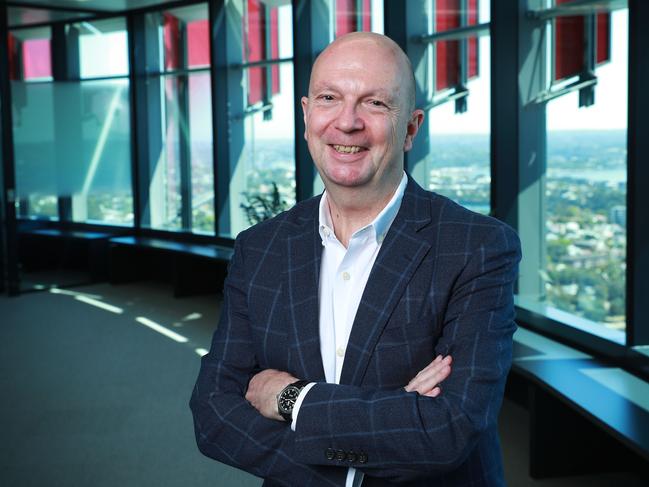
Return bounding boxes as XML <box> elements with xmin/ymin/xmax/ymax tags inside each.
<box><xmin>319</xmin><ymin>94</ymin><xmax>335</xmax><ymax>102</ymax></box>
<box><xmin>368</xmin><ymin>99</ymin><xmax>386</xmax><ymax>107</ymax></box>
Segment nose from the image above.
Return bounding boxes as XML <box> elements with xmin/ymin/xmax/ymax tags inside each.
<box><xmin>334</xmin><ymin>101</ymin><xmax>364</xmax><ymax>132</ymax></box>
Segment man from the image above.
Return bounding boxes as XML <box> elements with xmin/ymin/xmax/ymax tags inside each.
<box><xmin>191</xmin><ymin>32</ymin><xmax>521</xmax><ymax>486</ymax></box>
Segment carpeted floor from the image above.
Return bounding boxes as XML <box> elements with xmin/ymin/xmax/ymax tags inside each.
<box><xmin>0</xmin><ymin>281</ymin><xmax>646</xmax><ymax>487</ymax></box>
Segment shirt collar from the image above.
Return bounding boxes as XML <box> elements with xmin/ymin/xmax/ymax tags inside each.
<box><xmin>318</xmin><ymin>172</ymin><xmax>408</xmax><ymax>245</ymax></box>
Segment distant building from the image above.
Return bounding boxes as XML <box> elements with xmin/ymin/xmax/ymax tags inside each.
<box><xmin>610</xmin><ymin>205</ymin><xmax>627</xmax><ymax>226</ymax></box>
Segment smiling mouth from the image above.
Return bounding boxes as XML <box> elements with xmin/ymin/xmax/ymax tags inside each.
<box><xmin>331</xmin><ymin>144</ymin><xmax>366</xmax><ymax>154</ymax></box>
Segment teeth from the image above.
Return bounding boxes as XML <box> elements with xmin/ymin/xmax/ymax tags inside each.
<box><xmin>333</xmin><ymin>145</ymin><xmax>363</xmax><ymax>154</ymax></box>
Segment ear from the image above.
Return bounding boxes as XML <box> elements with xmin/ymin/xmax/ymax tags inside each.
<box><xmin>301</xmin><ymin>96</ymin><xmax>309</xmax><ymax>141</ymax></box>
<box><xmin>403</xmin><ymin>109</ymin><xmax>424</xmax><ymax>152</ymax></box>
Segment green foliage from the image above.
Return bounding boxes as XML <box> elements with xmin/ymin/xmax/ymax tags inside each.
<box><xmin>240</xmin><ymin>182</ymin><xmax>287</xmax><ymax>226</ymax></box>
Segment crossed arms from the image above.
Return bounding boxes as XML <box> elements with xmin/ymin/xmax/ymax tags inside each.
<box><xmin>190</xmin><ymin>223</ymin><xmax>521</xmax><ymax>485</ymax></box>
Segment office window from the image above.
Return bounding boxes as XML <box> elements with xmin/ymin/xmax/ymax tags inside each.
<box><xmin>334</xmin><ymin>0</ymin><xmax>383</xmax><ymax>36</ymax></box>
<box><xmin>69</xmin><ymin>18</ymin><xmax>133</xmax><ymax>225</ymax></box>
<box><xmin>218</xmin><ymin>0</ymin><xmax>295</xmax><ymax>238</ymax></box>
<box><xmin>11</xmin><ymin>27</ymin><xmax>58</xmax><ymax>220</ymax></box>
<box><xmin>518</xmin><ymin>7</ymin><xmax>628</xmax><ymax>342</ymax></box>
<box><xmin>78</xmin><ymin>19</ymin><xmax>129</xmax><ymax>78</ymax></box>
<box><xmin>423</xmin><ymin>0</ymin><xmax>490</xmax><ymax>214</ymax></box>
<box><xmin>143</xmin><ymin>4</ymin><xmax>214</xmax><ymax>234</ymax></box>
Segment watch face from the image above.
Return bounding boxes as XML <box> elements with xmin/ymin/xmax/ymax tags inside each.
<box><xmin>278</xmin><ymin>386</ymin><xmax>300</xmax><ymax>413</ymax></box>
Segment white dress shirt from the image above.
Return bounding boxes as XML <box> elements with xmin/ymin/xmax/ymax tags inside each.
<box><xmin>291</xmin><ymin>172</ymin><xmax>408</xmax><ymax>487</ymax></box>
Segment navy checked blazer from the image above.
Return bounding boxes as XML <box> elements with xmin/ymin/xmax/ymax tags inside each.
<box><xmin>190</xmin><ymin>177</ymin><xmax>521</xmax><ymax>486</ymax></box>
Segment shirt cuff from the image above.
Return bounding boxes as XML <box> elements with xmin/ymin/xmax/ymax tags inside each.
<box><xmin>290</xmin><ymin>382</ymin><xmax>316</xmax><ymax>432</ymax></box>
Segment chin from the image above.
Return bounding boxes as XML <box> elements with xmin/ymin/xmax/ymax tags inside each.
<box><xmin>324</xmin><ymin>169</ymin><xmax>373</xmax><ymax>188</ymax></box>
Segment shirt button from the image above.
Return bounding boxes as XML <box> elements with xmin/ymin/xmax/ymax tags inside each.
<box><xmin>342</xmin><ymin>271</ymin><xmax>350</xmax><ymax>281</ymax></box>
<box><xmin>336</xmin><ymin>347</ymin><xmax>345</xmax><ymax>357</ymax></box>
<box><xmin>378</xmin><ymin>234</ymin><xmax>384</xmax><ymax>244</ymax></box>
<box><xmin>323</xmin><ymin>227</ymin><xmax>331</xmax><ymax>237</ymax></box>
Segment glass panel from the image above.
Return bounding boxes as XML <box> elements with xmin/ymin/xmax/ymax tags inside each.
<box><xmin>8</xmin><ymin>27</ymin><xmax>52</xmax><ymax>82</ymax></box>
<box><xmin>423</xmin><ymin>0</ymin><xmax>491</xmax><ymax>214</ymax></box>
<box><xmin>158</xmin><ymin>4</ymin><xmax>210</xmax><ymax>72</ymax></box>
<box><xmin>334</xmin><ymin>0</ymin><xmax>382</xmax><ymax>36</ymax></box>
<box><xmin>145</xmin><ymin>73</ymin><xmax>214</xmax><ymax>233</ymax></box>
<box><xmin>525</xmin><ymin>9</ymin><xmax>628</xmax><ymax>340</ymax></box>
<box><xmin>22</xmin><ymin>38</ymin><xmax>52</xmax><ymax>80</ymax></box>
<box><xmin>12</xmin><ymin>79</ymin><xmax>133</xmax><ymax>224</ymax></box>
<box><xmin>75</xmin><ymin>79</ymin><xmax>133</xmax><ymax>224</ymax></box>
<box><xmin>333</xmin><ymin>0</ymin><xmax>383</xmax><ymax>37</ymax></box>
<box><xmin>143</xmin><ymin>3</ymin><xmax>214</xmax><ymax>234</ymax></box>
<box><xmin>12</xmin><ymin>81</ymin><xmax>58</xmax><ymax>220</ymax></box>
<box><xmin>219</xmin><ymin>62</ymin><xmax>295</xmax><ymax>238</ymax></box>
<box><xmin>189</xmin><ymin>74</ymin><xmax>215</xmax><ymax>233</ymax></box>
<box><xmin>244</xmin><ymin>0</ymin><xmax>292</xmax><ymax>106</ymax></box>
<box><xmin>76</xmin><ymin>18</ymin><xmax>129</xmax><ymax>79</ymax></box>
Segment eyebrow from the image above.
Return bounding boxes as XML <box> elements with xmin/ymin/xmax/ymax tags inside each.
<box><xmin>311</xmin><ymin>83</ymin><xmax>398</xmax><ymax>103</ymax></box>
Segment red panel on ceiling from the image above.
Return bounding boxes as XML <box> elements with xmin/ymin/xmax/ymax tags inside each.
<box><xmin>247</xmin><ymin>0</ymin><xmax>265</xmax><ymax>105</ymax></box>
<box><xmin>336</xmin><ymin>0</ymin><xmax>356</xmax><ymax>37</ymax></box>
<box><xmin>435</xmin><ymin>0</ymin><xmax>460</xmax><ymax>91</ymax></box>
<box><xmin>22</xmin><ymin>38</ymin><xmax>52</xmax><ymax>80</ymax></box>
<box><xmin>187</xmin><ymin>19</ymin><xmax>210</xmax><ymax>68</ymax></box>
<box><xmin>467</xmin><ymin>0</ymin><xmax>479</xmax><ymax>79</ymax></box>
<box><xmin>596</xmin><ymin>12</ymin><xmax>610</xmax><ymax>65</ymax></box>
<box><xmin>362</xmin><ymin>0</ymin><xmax>372</xmax><ymax>31</ymax></box>
<box><xmin>270</xmin><ymin>7</ymin><xmax>280</xmax><ymax>95</ymax></box>
<box><xmin>554</xmin><ymin>0</ymin><xmax>584</xmax><ymax>82</ymax></box>
<box><xmin>163</xmin><ymin>13</ymin><xmax>180</xmax><ymax>71</ymax></box>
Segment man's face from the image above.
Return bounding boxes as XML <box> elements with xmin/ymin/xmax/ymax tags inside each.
<box><xmin>301</xmin><ymin>38</ymin><xmax>421</xmax><ymax>192</ymax></box>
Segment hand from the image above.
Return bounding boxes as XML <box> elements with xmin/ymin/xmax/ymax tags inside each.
<box><xmin>404</xmin><ymin>355</ymin><xmax>452</xmax><ymax>397</ymax></box>
<box><xmin>246</xmin><ymin>369</ymin><xmax>298</xmax><ymax>420</ymax></box>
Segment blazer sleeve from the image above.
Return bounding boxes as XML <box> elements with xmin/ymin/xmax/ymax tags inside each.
<box><xmin>291</xmin><ymin>223</ymin><xmax>521</xmax><ymax>480</ymax></box>
<box><xmin>189</xmin><ymin>234</ymin><xmax>346</xmax><ymax>487</ymax></box>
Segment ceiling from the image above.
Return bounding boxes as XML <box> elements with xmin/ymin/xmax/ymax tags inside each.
<box><xmin>6</xmin><ymin>0</ymin><xmax>185</xmax><ymax>28</ymax></box>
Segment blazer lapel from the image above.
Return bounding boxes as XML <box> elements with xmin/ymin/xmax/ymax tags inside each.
<box><xmin>340</xmin><ymin>179</ymin><xmax>432</xmax><ymax>386</ymax></box>
<box><xmin>285</xmin><ymin>202</ymin><xmax>327</xmax><ymax>382</ymax></box>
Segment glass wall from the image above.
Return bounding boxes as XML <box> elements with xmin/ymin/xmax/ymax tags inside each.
<box><xmin>143</xmin><ymin>3</ymin><xmax>214</xmax><ymax>234</ymax></box>
<box><xmin>333</xmin><ymin>0</ymin><xmax>384</xmax><ymax>37</ymax></box>
<box><xmin>11</xmin><ymin>19</ymin><xmax>133</xmax><ymax>226</ymax></box>
<box><xmin>517</xmin><ymin>4</ymin><xmax>628</xmax><ymax>343</ymax></box>
<box><xmin>419</xmin><ymin>0</ymin><xmax>490</xmax><ymax>214</ymax></box>
<box><xmin>11</xmin><ymin>27</ymin><xmax>58</xmax><ymax>219</ymax></box>
<box><xmin>545</xmin><ymin>8</ymin><xmax>628</xmax><ymax>339</ymax></box>
<box><xmin>218</xmin><ymin>0</ymin><xmax>295</xmax><ymax>238</ymax></box>
<box><xmin>72</xmin><ymin>18</ymin><xmax>132</xmax><ymax>225</ymax></box>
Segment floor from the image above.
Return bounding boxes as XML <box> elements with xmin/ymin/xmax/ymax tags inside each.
<box><xmin>0</xmin><ymin>280</ymin><xmax>646</xmax><ymax>487</ymax></box>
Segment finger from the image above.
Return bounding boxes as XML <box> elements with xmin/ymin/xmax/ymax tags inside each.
<box><xmin>423</xmin><ymin>387</ymin><xmax>441</xmax><ymax>397</ymax></box>
<box><xmin>410</xmin><ymin>364</ymin><xmax>451</xmax><ymax>394</ymax></box>
<box><xmin>422</xmin><ymin>355</ymin><xmax>451</xmax><ymax>373</ymax></box>
<box><xmin>414</xmin><ymin>355</ymin><xmax>451</xmax><ymax>380</ymax></box>
<box><xmin>407</xmin><ymin>356</ymin><xmax>452</xmax><ymax>391</ymax></box>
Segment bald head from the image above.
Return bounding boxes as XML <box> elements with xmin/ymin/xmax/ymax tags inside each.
<box><xmin>310</xmin><ymin>32</ymin><xmax>417</xmax><ymax>112</ymax></box>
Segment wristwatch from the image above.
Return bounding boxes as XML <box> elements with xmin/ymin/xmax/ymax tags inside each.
<box><xmin>277</xmin><ymin>380</ymin><xmax>309</xmax><ymax>422</ymax></box>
